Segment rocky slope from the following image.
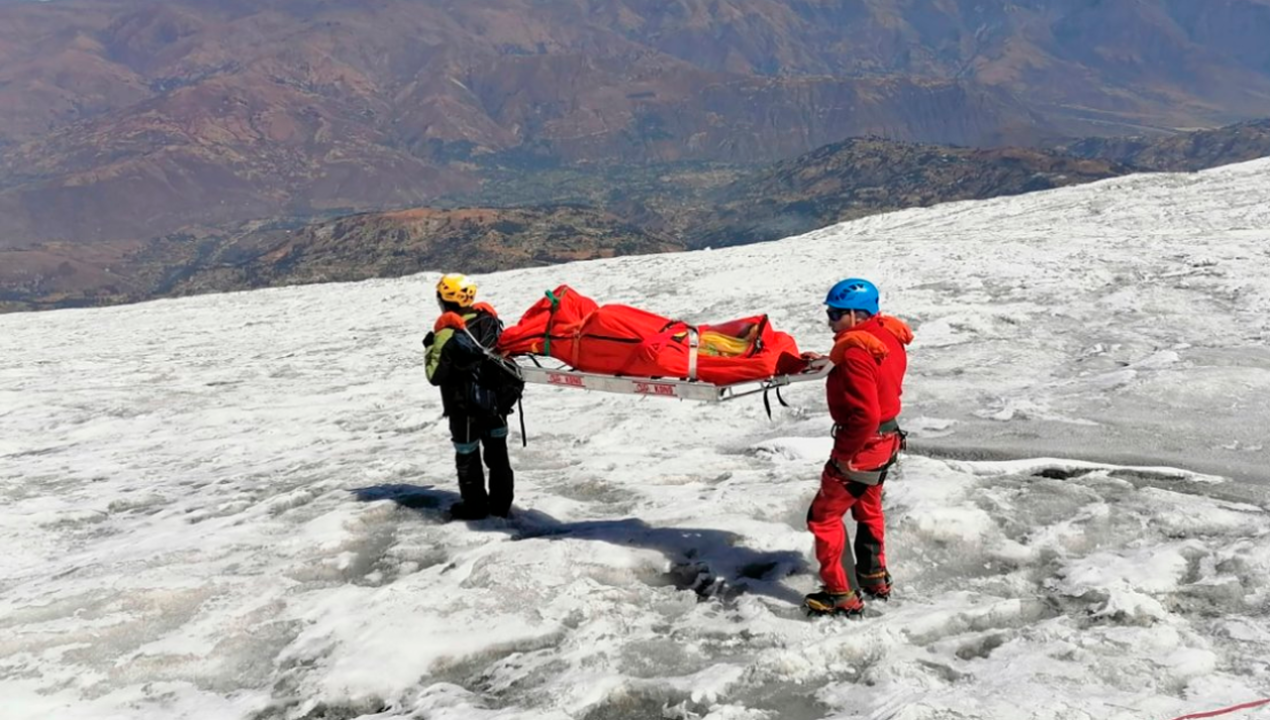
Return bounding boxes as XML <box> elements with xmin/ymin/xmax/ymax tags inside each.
<box><xmin>10</xmin><ymin>116</ymin><xmax>1270</xmax><ymax>312</ymax></box>
<box><xmin>0</xmin><ymin>137</ymin><xmax>1123</xmax><ymax>311</ymax></box>
<box><xmin>697</xmin><ymin>139</ymin><xmax>1127</xmax><ymax>246</ymax></box>
<box><xmin>0</xmin><ymin>207</ymin><xmax>682</xmax><ymax>311</ymax></box>
<box><xmin>1058</xmin><ymin>119</ymin><xmax>1270</xmax><ymax>171</ymax></box>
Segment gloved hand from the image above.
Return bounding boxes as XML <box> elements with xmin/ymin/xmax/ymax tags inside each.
<box><xmin>423</xmin><ymin>331</ymin><xmax>436</xmax><ymax>348</ymax></box>
<box><xmin>434</xmin><ymin>312</ymin><xmax>467</xmax><ymax>332</ymax></box>
<box><xmin>797</xmin><ymin>350</ymin><xmax>828</xmax><ymax>373</ymax></box>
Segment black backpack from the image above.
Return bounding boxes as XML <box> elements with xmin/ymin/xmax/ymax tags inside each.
<box><xmin>471</xmin><ymin>354</ymin><xmax>525</xmax><ymax>418</ymax></box>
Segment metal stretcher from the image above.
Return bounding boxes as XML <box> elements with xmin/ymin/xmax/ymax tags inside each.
<box><xmin>515</xmin><ymin>356</ymin><xmax>833</xmax><ymax>414</ymax></box>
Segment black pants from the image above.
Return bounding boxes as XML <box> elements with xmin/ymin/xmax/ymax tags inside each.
<box><xmin>448</xmin><ymin>413</ymin><xmax>514</xmax><ymax>516</ymax></box>
<box><xmin>846</xmin><ymin>470</ymin><xmax>887</xmax><ymax>581</ymax></box>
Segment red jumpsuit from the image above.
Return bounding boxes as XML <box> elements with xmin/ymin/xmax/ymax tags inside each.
<box><xmin>808</xmin><ymin>315</ymin><xmax>912</xmax><ymax>594</ymax></box>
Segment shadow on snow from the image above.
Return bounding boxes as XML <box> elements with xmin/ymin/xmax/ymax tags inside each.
<box><xmin>351</xmin><ymin>483</ymin><xmax>807</xmax><ymax>607</ymax></box>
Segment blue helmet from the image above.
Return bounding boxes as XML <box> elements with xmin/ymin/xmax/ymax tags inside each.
<box><xmin>825</xmin><ymin>278</ymin><xmax>879</xmax><ymax>315</ymax></box>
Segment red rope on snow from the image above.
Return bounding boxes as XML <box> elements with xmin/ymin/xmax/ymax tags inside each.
<box><xmin>1168</xmin><ymin>698</ymin><xmax>1270</xmax><ymax>720</ymax></box>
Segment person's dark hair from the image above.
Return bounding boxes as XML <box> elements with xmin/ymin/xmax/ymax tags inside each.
<box><xmin>437</xmin><ymin>293</ymin><xmax>462</xmax><ymax>313</ymax></box>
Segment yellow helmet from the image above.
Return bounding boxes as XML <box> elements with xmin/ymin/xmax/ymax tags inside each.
<box><xmin>436</xmin><ymin>273</ymin><xmax>477</xmax><ymax>307</ymax></box>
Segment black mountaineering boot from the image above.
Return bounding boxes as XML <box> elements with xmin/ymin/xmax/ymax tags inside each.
<box><xmin>858</xmin><ymin>570</ymin><xmax>892</xmax><ymax>601</ymax></box>
<box><xmin>804</xmin><ymin>589</ymin><xmax>865</xmax><ymax>617</ymax></box>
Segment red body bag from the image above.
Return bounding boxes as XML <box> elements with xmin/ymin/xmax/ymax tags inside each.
<box><xmin>496</xmin><ymin>285</ymin><xmax>804</xmax><ymax>385</ymax></box>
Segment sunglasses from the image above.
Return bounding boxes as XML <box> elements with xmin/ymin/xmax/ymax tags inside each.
<box><xmin>826</xmin><ymin>308</ymin><xmax>853</xmax><ymax>321</ymax></box>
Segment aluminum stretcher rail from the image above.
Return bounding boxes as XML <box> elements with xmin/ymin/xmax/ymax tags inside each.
<box><xmin>514</xmin><ymin>356</ymin><xmax>833</xmax><ymax>415</ymax></box>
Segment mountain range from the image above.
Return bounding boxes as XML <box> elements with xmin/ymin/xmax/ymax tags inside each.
<box><xmin>5</xmin><ymin>0</ymin><xmax>1270</xmax><ymax>248</ymax></box>
<box><xmin>3</xmin><ymin>1</ymin><xmax>1270</xmax><ymax>311</ymax></box>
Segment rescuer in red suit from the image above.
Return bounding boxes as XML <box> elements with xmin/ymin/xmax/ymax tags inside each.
<box><xmin>803</xmin><ymin>278</ymin><xmax>913</xmax><ymax>617</ymax></box>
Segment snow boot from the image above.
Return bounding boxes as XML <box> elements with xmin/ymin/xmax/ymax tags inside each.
<box><xmin>804</xmin><ymin>589</ymin><xmax>865</xmax><ymax>617</ymax></box>
<box><xmin>858</xmin><ymin>570</ymin><xmax>892</xmax><ymax>601</ymax></box>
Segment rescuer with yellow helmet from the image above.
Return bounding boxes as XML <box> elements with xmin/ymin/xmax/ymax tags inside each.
<box><xmin>424</xmin><ymin>273</ymin><xmax>518</xmax><ymax>520</ymax></box>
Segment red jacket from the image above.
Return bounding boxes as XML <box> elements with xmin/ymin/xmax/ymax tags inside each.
<box><xmin>826</xmin><ymin>315</ymin><xmax>913</xmax><ymax>467</ymax></box>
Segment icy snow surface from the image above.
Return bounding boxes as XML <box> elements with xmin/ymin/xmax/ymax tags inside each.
<box><xmin>3</xmin><ymin>160</ymin><xmax>1270</xmax><ymax>719</ymax></box>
